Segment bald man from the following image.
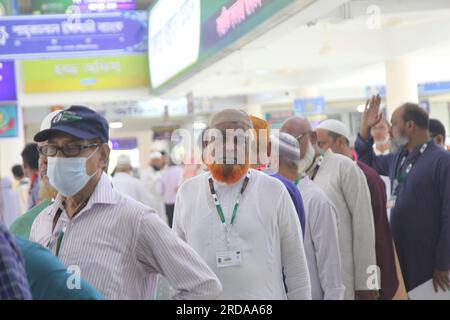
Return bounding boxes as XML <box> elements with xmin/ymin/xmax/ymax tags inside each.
<box><xmin>173</xmin><ymin>109</ymin><xmax>311</xmax><ymax>300</ymax></box>
<box><xmin>315</xmin><ymin>119</ymin><xmax>398</xmax><ymax>300</ymax></box>
<box><xmin>356</xmin><ymin>95</ymin><xmax>450</xmax><ymax>295</ymax></box>
<box><xmin>281</xmin><ymin>116</ymin><xmax>377</xmax><ymax>300</ymax></box>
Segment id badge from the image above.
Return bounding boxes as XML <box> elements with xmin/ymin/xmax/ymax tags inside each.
<box><xmin>216</xmin><ymin>250</ymin><xmax>242</xmax><ymax>268</ymax></box>
<box><xmin>387</xmin><ymin>195</ymin><xmax>396</xmax><ymax>209</ymax></box>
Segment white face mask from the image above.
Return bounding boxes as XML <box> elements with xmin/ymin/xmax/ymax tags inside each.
<box><xmin>47</xmin><ymin>148</ymin><xmax>99</xmax><ymax>197</ymax></box>
<box><xmin>298</xmin><ymin>140</ymin><xmax>316</xmax><ymax>174</ymax></box>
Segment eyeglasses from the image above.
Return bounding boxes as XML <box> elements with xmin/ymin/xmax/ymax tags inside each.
<box><xmin>38</xmin><ymin>143</ymin><xmax>100</xmax><ymax>157</ymax></box>
<box><xmin>294</xmin><ymin>131</ymin><xmax>312</xmax><ymax>141</ymax></box>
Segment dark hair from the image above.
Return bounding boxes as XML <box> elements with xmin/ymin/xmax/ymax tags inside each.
<box><xmin>21</xmin><ymin>143</ymin><xmax>39</xmax><ymax>170</ymax></box>
<box><xmin>429</xmin><ymin>118</ymin><xmax>446</xmax><ymax>138</ymax></box>
<box><xmin>11</xmin><ymin>165</ymin><xmax>24</xmax><ymax>178</ymax></box>
<box><xmin>401</xmin><ymin>103</ymin><xmax>429</xmax><ymax>129</ymax></box>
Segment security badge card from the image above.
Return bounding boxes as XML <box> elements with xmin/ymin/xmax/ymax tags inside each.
<box><xmin>216</xmin><ymin>249</ymin><xmax>242</xmax><ymax>268</ymax></box>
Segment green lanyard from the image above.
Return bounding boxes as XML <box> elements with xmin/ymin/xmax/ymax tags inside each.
<box><xmin>295</xmin><ymin>173</ymin><xmax>306</xmax><ymax>186</ymax></box>
<box><xmin>55</xmin><ymin>227</ymin><xmax>65</xmax><ymax>257</ymax></box>
<box><xmin>208</xmin><ymin>172</ymin><xmax>250</xmax><ymax>239</ymax></box>
<box><xmin>393</xmin><ymin>141</ymin><xmax>430</xmax><ymax>196</ymax></box>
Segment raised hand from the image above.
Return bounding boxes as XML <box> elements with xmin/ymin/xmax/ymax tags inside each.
<box><xmin>360</xmin><ymin>94</ymin><xmax>382</xmax><ymax>140</ymax></box>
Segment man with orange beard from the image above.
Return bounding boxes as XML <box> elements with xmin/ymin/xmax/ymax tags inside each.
<box><xmin>173</xmin><ymin>109</ymin><xmax>311</xmax><ymax>299</ymax></box>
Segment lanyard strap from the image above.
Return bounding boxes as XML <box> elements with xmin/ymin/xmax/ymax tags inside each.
<box><xmin>295</xmin><ymin>173</ymin><xmax>306</xmax><ymax>186</ymax></box>
<box><xmin>208</xmin><ymin>172</ymin><xmax>250</xmax><ymax>231</ymax></box>
<box><xmin>310</xmin><ymin>154</ymin><xmax>324</xmax><ymax>181</ymax></box>
<box><xmin>393</xmin><ymin>141</ymin><xmax>430</xmax><ymax>194</ymax></box>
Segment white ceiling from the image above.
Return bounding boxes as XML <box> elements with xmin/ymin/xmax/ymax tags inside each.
<box><xmin>164</xmin><ymin>0</ymin><xmax>450</xmax><ymax>99</ymax></box>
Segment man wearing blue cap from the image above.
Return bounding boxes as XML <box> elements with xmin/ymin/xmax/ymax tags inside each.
<box><xmin>29</xmin><ymin>106</ymin><xmax>222</xmax><ymax>300</ymax></box>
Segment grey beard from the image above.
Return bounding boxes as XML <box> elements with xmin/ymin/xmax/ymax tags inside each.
<box><xmin>298</xmin><ymin>141</ymin><xmax>316</xmax><ymax>174</ymax></box>
<box><xmin>390</xmin><ymin>135</ymin><xmax>409</xmax><ymax>153</ymax></box>
<box><xmin>374</xmin><ymin>137</ymin><xmax>390</xmax><ymax>146</ymax></box>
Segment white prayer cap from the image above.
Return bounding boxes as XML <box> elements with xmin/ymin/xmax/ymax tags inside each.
<box><xmin>271</xmin><ymin>132</ymin><xmax>300</xmax><ymax>161</ymax></box>
<box><xmin>316</xmin><ymin>119</ymin><xmax>351</xmax><ymax>141</ymax></box>
<box><xmin>209</xmin><ymin>108</ymin><xmax>252</xmax><ymax>129</ymax></box>
<box><xmin>116</xmin><ymin>154</ymin><xmax>131</xmax><ymax>167</ymax></box>
<box><xmin>40</xmin><ymin>110</ymin><xmax>64</xmax><ymax>131</ymax></box>
<box><xmin>149</xmin><ymin>151</ymin><xmax>162</xmax><ymax>160</ymax></box>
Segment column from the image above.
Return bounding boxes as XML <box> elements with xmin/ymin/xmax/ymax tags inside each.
<box><xmin>385</xmin><ymin>58</ymin><xmax>419</xmax><ymax>118</ymax></box>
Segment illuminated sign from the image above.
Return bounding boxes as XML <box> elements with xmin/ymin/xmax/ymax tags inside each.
<box><xmin>23</xmin><ymin>55</ymin><xmax>149</xmax><ymax>93</ymax></box>
<box><xmin>148</xmin><ymin>0</ymin><xmax>201</xmax><ymax>89</ymax></box>
<box><xmin>148</xmin><ymin>0</ymin><xmax>297</xmax><ymax>93</ymax></box>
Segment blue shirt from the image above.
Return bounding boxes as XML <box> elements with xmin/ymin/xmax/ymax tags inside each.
<box><xmin>0</xmin><ymin>224</ymin><xmax>32</xmax><ymax>300</ymax></box>
<box><xmin>355</xmin><ymin>135</ymin><xmax>450</xmax><ymax>291</ymax></box>
<box><xmin>270</xmin><ymin>173</ymin><xmax>306</xmax><ymax>237</ymax></box>
<box><xmin>15</xmin><ymin>237</ymin><xmax>104</xmax><ymax>300</ymax></box>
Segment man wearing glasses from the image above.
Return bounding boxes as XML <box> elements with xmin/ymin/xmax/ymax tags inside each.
<box><xmin>281</xmin><ymin>116</ymin><xmax>377</xmax><ymax>300</ymax></box>
<box><xmin>29</xmin><ymin>106</ymin><xmax>222</xmax><ymax>300</ymax></box>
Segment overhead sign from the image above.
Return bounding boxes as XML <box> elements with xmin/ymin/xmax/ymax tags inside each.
<box><xmin>0</xmin><ymin>60</ymin><xmax>16</xmax><ymax>101</ymax></box>
<box><xmin>0</xmin><ymin>0</ymin><xmax>13</xmax><ymax>16</ymax></box>
<box><xmin>366</xmin><ymin>81</ymin><xmax>450</xmax><ymax>98</ymax></box>
<box><xmin>148</xmin><ymin>0</ymin><xmax>201</xmax><ymax>90</ymax></box>
<box><xmin>0</xmin><ymin>11</ymin><xmax>147</xmax><ymax>59</ymax></box>
<box><xmin>110</xmin><ymin>137</ymin><xmax>138</xmax><ymax>150</ymax></box>
<box><xmin>23</xmin><ymin>55</ymin><xmax>149</xmax><ymax>93</ymax></box>
<box><xmin>418</xmin><ymin>81</ymin><xmax>450</xmax><ymax>95</ymax></box>
<box><xmin>148</xmin><ymin>0</ymin><xmax>298</xmax><ymax>93</ymax></box>
<box><xmin>32</xmin><ymin>0</ymin><xmax>136</xmax><ymax>14</ymax></box>
<box><xmin>92</xmin><ymin>98</ymin><xmax>188</xmax><ymax>120</ymax></box>
<box><xmin>294</xmin><ymin>97</ymin><xmax>326</xmax><ymax>114</ymax></box>
<box><xmin>0</xmin><ymin>104</ymin><xmax>18</xmax><ymax>138</ymax></box>
<box><xmin>265</xmin><ymin>109</ymin><xmax>294</xmax><ymax>129</ymax></box>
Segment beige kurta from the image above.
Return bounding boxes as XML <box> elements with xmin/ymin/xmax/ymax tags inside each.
<box><xmin>308</xmin><ymin>150</ymin><xmax>377</xmax><ymax>300</ymax></box>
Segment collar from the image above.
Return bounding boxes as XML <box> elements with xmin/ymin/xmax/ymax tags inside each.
<box><xmin>401</xmin><ymin>139</ymin><xmax>432</xmax><ymax>160</ymax></box>
<box><xmin>48</xmin><ymin>172</ymin><xmax>118</xmax><ymax>219</ymax></box>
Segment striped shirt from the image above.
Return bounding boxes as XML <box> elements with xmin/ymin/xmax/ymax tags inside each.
<box><xmin>0</xmin><ymin>223</ymin><xmax>32</xmax><ymax>300</ymax></box>
<box><xmin>29</xmin><ymin>173</ymin><xmax>222</xmax><ymax>300</ymax></box>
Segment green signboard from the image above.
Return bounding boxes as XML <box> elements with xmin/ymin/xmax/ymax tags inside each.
<box><xmin>23</xmin><ymin>55</ymin><xmax>149</xmax><ymax>93</ymax></box>
<box><xmin>32</xmin><ymin>0</ymin><xmax>74</xmax><ymax>14</ymax></box>
<box><xmin>148</xmin><ymin>0</ymin><xmax>298</xmax><ymax>93</ymax></box>
<box><xmin>0</xmin><ymin>0</ymin><xmax>12</xmax><ymax>15</ymax></box>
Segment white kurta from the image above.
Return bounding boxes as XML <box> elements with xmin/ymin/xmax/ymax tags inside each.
<box><xmin>141</xmin><ymin>167</ymin><xmax>166</xmax><ymax>223</ymax></box>
<box><xmin>173</xmin><ymin>169</ymin><xmax>312</xmax><ymax>300</ymax></box>
<box><xmin>0</xmin><ymin>177</ymin><xmax>22</xmax><ymax>228</ymax></box>
<box><xmin>309</xmin><ymin>150</ymin><xmax>376</xmax><ymax>300</ymax></box>
<box><xmin>298</xmin><ymin>176</ymin><xmax>344</xmax><ymax>300</ymax></box>
<box><xmin>112</xmin><ymin>172</ymin><xmax>154</xmax><ymax>209</ymax></box>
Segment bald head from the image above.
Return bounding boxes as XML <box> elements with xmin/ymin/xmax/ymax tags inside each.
<box><xmin>280</xmin><ymin>116</ymin><xmax>312</xmax><ymax>137</ymax></box>
<box><xmin>280</xmin><ymin>116</ymin><xmax>317</xmax><ymax>160</ymax></box>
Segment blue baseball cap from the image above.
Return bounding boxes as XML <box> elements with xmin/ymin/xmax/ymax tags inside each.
<box><xmin>34</xmin><ymin>106</ymin><xmax>109</xmax><ymax>143</ymax></box>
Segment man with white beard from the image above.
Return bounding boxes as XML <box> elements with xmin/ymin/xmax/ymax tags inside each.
<box><xmin>371</xmin><ymin>118</ymin><xmax>391</xmax><ymax>156</ymax></box>
<box><xmin>281</xmin><ymin>116</ymin><xmax>378</xmax><ymax>300</ymax></box>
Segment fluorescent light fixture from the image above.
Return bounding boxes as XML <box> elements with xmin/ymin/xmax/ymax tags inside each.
<box><xmin>109</xmin><ymin>121</ymin><xmax>123</xmax><ymax>129</ymax></box>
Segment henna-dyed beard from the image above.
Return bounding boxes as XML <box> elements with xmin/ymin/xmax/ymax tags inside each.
<box><xmin>208</xmin><ymin>163</ymin><xmax>250</xmax><ymax>185</ymax></box>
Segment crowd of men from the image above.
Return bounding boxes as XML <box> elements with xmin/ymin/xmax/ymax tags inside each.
<box><xmin>0</xmin><ymin>96</ymin><xmax>449</xmax><ymax>300</ymax></box>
